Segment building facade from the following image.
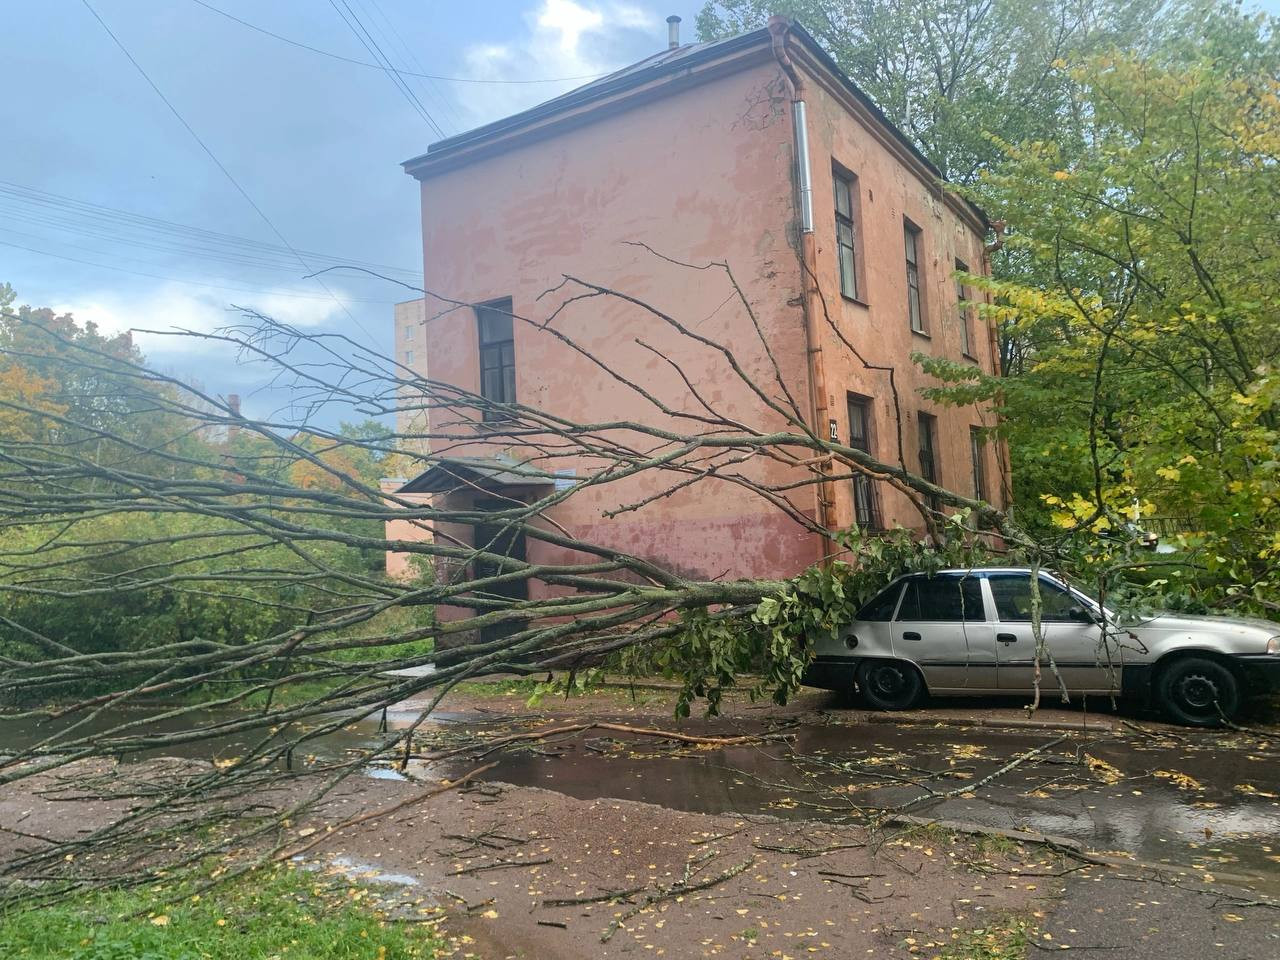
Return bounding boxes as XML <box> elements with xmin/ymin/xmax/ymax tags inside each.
<box><xmin>391</xmin><ymin>18</ymin><xmax>1008</xmax><ymax>591</ymax></box>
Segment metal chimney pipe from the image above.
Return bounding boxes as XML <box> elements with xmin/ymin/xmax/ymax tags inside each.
<box><xmin>666</xmin><ymin>15</ymin><xmax>681</xmax><ymax>49</ymax></box>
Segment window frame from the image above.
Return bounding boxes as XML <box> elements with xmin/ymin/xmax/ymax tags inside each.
<box><xmin>833</xmin><ymin>167</ymin><xmax>860</xmax><ymax>302</ymax></box>
<box><xmin>988</xmin><ymin>573</ymin><xmax>1085</xmax><ymax>624</ymax></box>
<box><xmin>476</xmin><ymin>297</ymin><xmax>516</xmax><ymax>421</ymax></box>
<box><xmin>904</xmin><ymin>219</ymin><xmax>926</xmax><ymax>334</ymax></box>
<box><xmin>917</xmin><ymin>411</ymin><xmax>940</xmax><ymax>510</ymax></box>
<box><xmin>969</xmin><ymin>425</ymin><xmax>986</xmax><ymax>503</ymax></box>
<box><xmin>846</xmin><ymin>393</ymin><xmax>881</xmax><ymax>530</ymax></box>
<box><xmin>895</xmin><ymin>574</ymin><xmax>987</xmax><ymax>623</ymax></box>
<box><xmin>855</xmin><ymin>580</ymin><xmax>904</xmax><ymax>622</ymax></box>
<box><xmin>955</xmin><ymin>258</ymin><xmax>976</xmax><ymax>359</ymax></box>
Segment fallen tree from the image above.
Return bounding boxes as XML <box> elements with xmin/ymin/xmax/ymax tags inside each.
<box><xmin>0</xmin><ymin>262</ymin><xmax>1151</xmax><ymax>904</ymax></box>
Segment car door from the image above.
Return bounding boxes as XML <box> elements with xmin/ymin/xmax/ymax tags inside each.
<box><xmin>986</xmin><ymin>573</ymin><xmax>1118</xmax><ymax>694</ymax></box>
<box><xmin>892</xmin><ymin>574</ymin><xmax>991</xmax><ymax>692</ymax></box>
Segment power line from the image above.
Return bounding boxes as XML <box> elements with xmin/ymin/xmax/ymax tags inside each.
<box><xmin>0</xmin><ymin>179</ymin><xmax>422</xmax><ymax>279</ymax></box>
<box><xmin>0</xmin><ymin>236</ymin><xmax>398</xmax><ymax>303</ymax></box>
<box><xmin>326</xmin><ymin>0</ymin><xmax>446</xmax><ymax>137</ymax></box>
<box><xmin>355</xmin><ymin>0</ymin><xmax>464</xmax><ymax>132</ymax></box>
<box><xmin>188</xmin><ymin>0</ymin><xmax>606</xmax><ymax>85</ymax></box>
<box><xmin>78</xmin><ymin>0</ymin><xmax>377</xmax><ymax>344</ymax></box>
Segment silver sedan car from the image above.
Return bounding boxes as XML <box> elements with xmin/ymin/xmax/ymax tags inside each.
<box><xmin>803</xmin><ymin>567</ymin><xmax>1280</xmax><ymax>726</ymax></box>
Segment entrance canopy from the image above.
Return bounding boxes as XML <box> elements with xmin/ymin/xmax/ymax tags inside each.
<box><xmin>397</xmin><ymin>455</ymin><xmax>556</xmax><ymax>496</ymax></box>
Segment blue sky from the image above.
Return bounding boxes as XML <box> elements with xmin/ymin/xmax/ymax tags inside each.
<box><xmin>3</xmin><ymin>0</ymin><xmax>704</xmax><ymax>421</ymax></box>
<box><xmin>4</xmin><ymin>0</ymin><xmax>1277</xmax><ymax>423</ymax></box>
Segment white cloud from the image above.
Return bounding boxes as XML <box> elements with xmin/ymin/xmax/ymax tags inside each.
<box><xmin>537</xmin><ymin>0</ymin><xmax>606</xmax><ymax>52</ymax></box>
<box><xmin>455</xmin><ymin>0</ymin><xmax>661</xmax><ymax>127</ymax></box>
<box><xmin>48</xmin><ymin>285</ymin><xmax>371</xmax><ymax>418</ymax></box>
<box><xmin>54</xmin><ymin>284</ymin><xmax>352</xmax><ymax>358</ymax></box>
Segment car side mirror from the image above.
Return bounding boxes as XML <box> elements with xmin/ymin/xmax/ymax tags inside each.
<box><xmin>1068</xmin><ymin>605</ymin><xmax>1095</xmax><ymax>624</ymax></box>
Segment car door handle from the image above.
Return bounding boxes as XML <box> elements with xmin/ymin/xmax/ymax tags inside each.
<box><xmin>997</xmin><ymin>633</ymin><xmax>1018</xmax><ymax>644</ymax></box>
<box><xmin>902</xmin><ymin>631</ymin><xmax>922</xmax><ymax>642</ymax></box>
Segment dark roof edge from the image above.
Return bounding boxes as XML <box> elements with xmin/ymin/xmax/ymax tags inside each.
<box><xmin>401</xmin><ymin>21</ymin><xmax>986</xmax><ymax>229</ymax></box>
<box><xmin>402</xmin><ymin>29</ymin><xmax>771</xmax><ymax>174</ymax></box>
<box><xmin>784</xmin><ymin>25</ymin><xmax>988</xmax><ymax>229</ymax></box>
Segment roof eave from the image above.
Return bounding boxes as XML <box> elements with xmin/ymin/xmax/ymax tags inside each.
<box><xmin>402</xmin><ymin>29</ymin><xmax>775</xmax><ymax>181</ymax></box>
<box><xmin>401</xmin><ymin>21</ymin><xmax>988</xmax><ymax>231</ymax></box>
<box><xmin>782</xmin><ymin>26</ymin><xmax>988</xmax><ymax>231</ymax></box>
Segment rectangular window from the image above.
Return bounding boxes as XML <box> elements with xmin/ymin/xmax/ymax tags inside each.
<box><xmin>918</xmin><ymin>411</ymin><xmax>940</xmax><ymax>511</ymax></box>
<box><xmin>404</xmin><ymin>324</ymin><xmax>413</xmax><ymax>340</ymax></box>
<box><xmin>404</xmin><ymin>348</ymin><xmax>414</xmax><ymax>366</ymax></box>
<box><xmin>477</xmin><ymin>298</ymin><xmax>515</xmax><ymax>420</ymax></box>
<box><xmin>989</xmin><ymin>574</ymin><xmax>1079</xmax><ymax>622</ymax></box>
<box><xmin>905</xmin><ymin>220</ymin><xmax>925</xmax><ymax>333</ymax></box>
<box><xmin>846</xmin><ymin>394</ymin><xmax>880</xmax><ymax>530</ymax></box>
<box><xmin>833</xmin><ymin>170</ymin><xmax>858</xmax><ymax>300</ymax></box>
<box><xmin>897</xmin><ymin>575</ymin><xmax>986</xmax><ymax>622</ymax></box>
<box><xmin>955</xmin><ymin>258</ymin><xmax>973</xmax><ymax>357</ymax></box>
<box><xmin>970</xmin><ymin>426</ymin><xmax>986</xmax><ymax>502</ymax></box>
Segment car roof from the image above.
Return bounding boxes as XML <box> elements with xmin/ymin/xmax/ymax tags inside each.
<box><xmin>916</xmin><ymin>567</ymin><xmax>1036</xmax><ymax>575</ymax></box>
<box><xmin>894</xmin><ymin>567</ymin><xmax>1067</xmax><ymax>579</ymax></box>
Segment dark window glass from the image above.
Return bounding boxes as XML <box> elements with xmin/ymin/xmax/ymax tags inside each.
<box><xmin>905</xmin><ymin>222</ymin><xmax>924</xmax><ymax>332</ymax></box>
<box><xmin>856</xmin><ymin>582</ymin><xmax>902</xmax><ymax>622</ymax></box>
<box><xmin>918</xmin><ymin>411</ymin><xmax>940</xmax><ymax>512</ymax></box>
<box><xmin>847</xmin><ymin>394</ymin><xmax>880</xmax><ymax>530</ymax></box>
<box><xmin>897</xmin><ymin>575</ymin><xmax>985</xmax><ymax>622</ymax></box>
<box><xmin>989</xmin><ymin>575</ymin><xmax>1079</xmax><ymax>622</ymax></box>
<box><xmin>970</xmin><ymin>426</ymin><xmax>986</xmax><ymax>503</ymax></box>
<box><xmin>955</xmin><ymin>258</ymin><xmax>973</xmax><ymax>356</ymax></box>
<box><xmin>477</xmin><ymin>299</ymin><xmax>515</xmax><ymax>419</ymax></box>
<box><xmin>834</xmin><ymin>171</ymin><xmax>858</xmax><ymax>300</ymax></box>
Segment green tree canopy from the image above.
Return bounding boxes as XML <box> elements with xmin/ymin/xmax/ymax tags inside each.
<box><xmin>924</xmin><ymin>50</ymin><xmax>1280</xmax><ymax>613</ymax></box>
<box><xmin>698</xmin><ymin>0</ymin><xmax>1278</xmax><ymax>183</ymax></box>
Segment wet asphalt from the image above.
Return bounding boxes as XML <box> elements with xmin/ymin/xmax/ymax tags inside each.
<box><xmin>7</xmin><ymin>701</ymin><xmax>1280</xmax><ymax>955</ymax></box>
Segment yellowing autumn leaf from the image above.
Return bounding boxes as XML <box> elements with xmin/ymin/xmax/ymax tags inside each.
<box><xmin>150</xmin><ymin>915</ymin><xmax>169</xmax><ymax>926</ymax></box>
<box><xmin>1154</xmin><ymin>770</ymin><xmax>1204</xmax><ymax>791</ymax></box>
<box><xmin>1085</xmin><ymin>755</ymin><xmax>1123</xmax><ymax>784</ymax></box>
<box><xmin>1235</xmin><ymin>783</ymin><xmax>1279</xmax><ymax>799</ymax></box>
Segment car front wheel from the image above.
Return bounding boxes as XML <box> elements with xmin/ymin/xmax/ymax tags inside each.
<box><xmin>857</xmin><ymin>660</ymin><xmax>923</xmax><ymax>711</ymax></box>
<box><xmin>1156</xmin><ymin>656</ymin><xmax>1240</xmax><ymax>726</ymax></box>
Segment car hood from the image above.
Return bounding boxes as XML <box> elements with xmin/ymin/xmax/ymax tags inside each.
<box><xmin>1125</xmin><ymin>612</ymin><xmax>1280</xmax><ymax>640</ymax></box>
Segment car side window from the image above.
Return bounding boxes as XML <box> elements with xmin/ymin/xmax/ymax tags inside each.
<box><xmin>989</xmin><ymin>575</ymin><xmax>1078</xmax><ymax>622</ymax></box>
<box><xmin>896</xmin><ymin>576</ymin><xmax>985</xmax><ymax>622</ymax></box>
<box><xmin>856</xmin><ymin>583</ymin><xmax>903</xmax><ymax>622</ymax></box>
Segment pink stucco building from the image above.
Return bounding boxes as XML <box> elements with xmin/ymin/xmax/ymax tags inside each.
<box><xmin>391</xmin><ymin>17</ymin><xmax>1008</xmax><ymax>603</ymax></box>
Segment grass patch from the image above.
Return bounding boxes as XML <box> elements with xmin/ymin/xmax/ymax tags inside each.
<box><xmin>0</xmin><ymin>864</ymin><xmax>442</xmax><ymax>959</ymax></box>
<box><xmin>448</xmin><ymin>676</ymin><xmax>673</xmax><ymax>709</ymax></box>
<box><xmin>891</xmin><ymin>823</ymin><xmax>1023</xmax><ymax>862</ymax></box>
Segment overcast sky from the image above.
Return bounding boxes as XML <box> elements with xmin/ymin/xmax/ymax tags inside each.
<box><xmin>5</xmin><ymin>1</ymin><xmax>1277</xmax><ymax>425</ymax></box>
<box><xmin>3</xmin><ymin>0</ymin><xmax>704</xmax><ymax>422</ymax></box>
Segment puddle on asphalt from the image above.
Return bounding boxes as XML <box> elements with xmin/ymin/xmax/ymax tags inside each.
<box><xmin>294</xmin><ymin>853</ymin><xmax>420</xmax><ymax>888</ymax></box>
<box><xmin>364</xmin><ymin>766</ymin><xmax>409</xmax><ymax>781</ymax></box>
<box><xmin>428</xmin><ymin>721</ymin><xmax>1280</xmax><ymax>893</ymax></box>
<box><xmin>6</xmin><ymin>703</ymin><xmax>1280</xmax><ymax>893</ymax></box>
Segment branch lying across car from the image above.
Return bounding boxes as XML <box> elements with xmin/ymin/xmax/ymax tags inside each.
<box><xmin>803</xmin><ymin>568</ymin><xmax>1280</xmax><ymax>726</ymax></box>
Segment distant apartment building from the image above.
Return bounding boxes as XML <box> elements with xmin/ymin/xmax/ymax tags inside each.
<box><xmin>392</xmin><ymin>297</ymin><xmax>428</xmax><ymax>448</ymax></box>
<box><xmin>388</xmin><ymin>17</ymin><xmax>1008</xmax><ymax>592</ymax></box>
